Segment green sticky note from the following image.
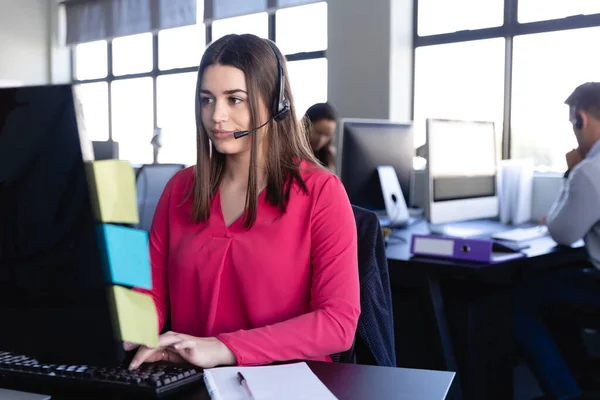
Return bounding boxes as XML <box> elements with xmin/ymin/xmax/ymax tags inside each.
<box><xmin>88</xmin><ymin>160</ymin><xmax>139</xmax><ymax>224</ymax></box>
<box><xmin>110</xmin><ymin>286</ymin><xmax>158</xmax><ymax>348</ymax></box>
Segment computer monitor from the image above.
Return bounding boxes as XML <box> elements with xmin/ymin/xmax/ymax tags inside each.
<box><xmin>336</xmin><ymin>119</ymin><xmax>414</xmax><ymax>212</ymax></box>
<box><xmin>425</xmin><ymin>118</ymin><xmax>499</xmax><ymax>226</ymax></box>
<box><xmin>92</xmin><ymin>140</ymin><xmax>119</xmax><ymax>160</ymax></box>
<box><xmin>0</xmin><ymin>85</ymin><xmax>124</xmax><ymax>365</ymax></box>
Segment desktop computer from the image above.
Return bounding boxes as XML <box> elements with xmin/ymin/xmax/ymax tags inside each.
<box><xmin>424</xmin><ymin>118</ymin><xmax>500</xmax><ymax>237</ymax></box>
<box><xmin>336</xmin><ymin>119</ymin><xmax>414</xmax><ymax>227</ymax></box>
<box><xmin>0</xmin><ymin>85</ymin><xmax>202</xmax><ymax>397</ymax></box>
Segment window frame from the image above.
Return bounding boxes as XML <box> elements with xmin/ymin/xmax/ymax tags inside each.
<box><xmin>71</xmin><ymin>2</ymin><xmax>328</xmax><ymax>159</ymax></box>
<box><xmin>412</xmin><ymin>0</ymin><xmax>600</xmax><ymax>162</ymax></box>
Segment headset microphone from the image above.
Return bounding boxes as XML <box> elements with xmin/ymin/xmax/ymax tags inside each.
<box><xmin>233</xmin><ymin>115</ymin><xmax>276</xmax><ymax>139</ymax></box>
<box><xmin>233</xmin><ymin>108</ymin><xmax>286</xmax><ymax>139</ymax></box>
<box><xmin>233</xmin><ymin>41</ymin><xmax>290</xmax><ymax>140</ymax></box>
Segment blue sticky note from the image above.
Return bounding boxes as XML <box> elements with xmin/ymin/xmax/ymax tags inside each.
<box><xmin>100</xmin><ymin>224</ymin><xmax>152</xmax><ymax>290</ymax></box>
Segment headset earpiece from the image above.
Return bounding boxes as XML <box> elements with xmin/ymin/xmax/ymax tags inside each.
<box><xmin>575</xmin><ymin>113</ymin><xmax>584</xmax><ymax>130</ymax></box>
<box><xmin>267</xmin><ymin>42</ymin><xmax>290</xmax><ymax>122</ymax></box>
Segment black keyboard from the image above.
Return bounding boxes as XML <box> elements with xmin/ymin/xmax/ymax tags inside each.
<box><xmin>0</xmin><ymin>351</ymin><xmax>204</xmax><ymax>398</ymax></box>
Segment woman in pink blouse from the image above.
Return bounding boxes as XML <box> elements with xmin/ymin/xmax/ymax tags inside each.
<box><xmin>128</xmin><ymin>34</ymin><xmax>360</xmax><ymax>370</ymax></box>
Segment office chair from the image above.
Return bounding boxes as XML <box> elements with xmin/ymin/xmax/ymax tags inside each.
<box><xmin>535</xmin><ymin>267</ymin><xmax>600</xmax><ymax>388</ymax></box>
<box><xmin>135</xmin><ymin>163</ymin><xmax>185</xmax><ymax>232</ymax></box>
<box><xmin>331</xmin><ymin>206</ymin><xmax>396</xmax><ymax>366</ymax></box>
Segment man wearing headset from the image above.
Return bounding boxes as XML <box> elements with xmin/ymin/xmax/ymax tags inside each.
<box><xmin>515</xmin><ymin>82</ymin><xmax>600</xmax><ymax>400</ymax></box>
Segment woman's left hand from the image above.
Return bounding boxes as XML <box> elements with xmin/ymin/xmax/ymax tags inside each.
<box><xmin>129</xmin><ymin>331</ymin><xmax>236</xmax><ymax>370</ymax></box>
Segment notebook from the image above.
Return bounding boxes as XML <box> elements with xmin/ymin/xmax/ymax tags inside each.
<box><xmin>203</xmin><ymin>362</ymin><xmax>338</xmax><ymax>400</ymax></box>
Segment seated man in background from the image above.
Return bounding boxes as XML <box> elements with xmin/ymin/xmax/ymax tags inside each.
<box><xmin>304</xmin><ymin>103</ymin><xmax>338</xmax><ymax>172</ymax></box>
<box><xmin>515</xmin><ymin>82</ymin><xmax>600</xmax><ymax>400</ymax></box>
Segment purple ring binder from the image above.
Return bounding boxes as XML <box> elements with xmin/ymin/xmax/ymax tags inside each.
<box><xmin>410</xmin><ymin>234</ymin><xmax>525</xmax><ymax>264</ymax></box>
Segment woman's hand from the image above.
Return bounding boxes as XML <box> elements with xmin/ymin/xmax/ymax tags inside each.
<box><xmin>128</xmin><ymin>331</ymin><xmax>236</xmax><ymax>370</ymax></box>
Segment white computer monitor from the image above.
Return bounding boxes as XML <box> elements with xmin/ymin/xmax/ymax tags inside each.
<box><xmin>424</xmin><ymin>118</ymin><xmax>499</xmax><ymax>225</ymax></box>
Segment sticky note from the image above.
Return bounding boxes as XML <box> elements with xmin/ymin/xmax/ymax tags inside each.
<box><xmin>100</xmin><ymin>224</ymin><xmax>152</xmax><ymax>289</ymax></box>
<box><xmin>110</xmin><ymin>285</ymin><xmax>159</xmax><ymax>348</ymax></box>
<box><xmin>87</xmin><ymin>160</ymin><xmax>139</xmax><ymax>224</ymax></box>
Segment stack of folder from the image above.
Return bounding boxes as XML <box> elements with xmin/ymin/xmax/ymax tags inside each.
<box><xmin>87</xmin><ymin>160</ymin><xmax>159</xmax><ymax>349</ymax></box>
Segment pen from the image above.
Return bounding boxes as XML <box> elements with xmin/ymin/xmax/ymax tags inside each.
<box><xmin>237</xmin><ymin>371</ymin><xmax>255</xmax><ymax>400</ymax></box>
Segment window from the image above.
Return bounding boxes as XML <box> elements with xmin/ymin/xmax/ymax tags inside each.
<box><xmin>415</xmin><ymin>0</ymin><xmax>600</xmax><ymax>171</ymax></box>
<box><xmin>72</xmin><ymin>0</ymin><xmax>327</xmax><ymax>166</ymax></box>
<box><xmin>74</xmin><ymin>83</ymin><xmax>109</xmax><ymax>141</ymax></box>
<box><xmin>111</xmin><ymin>78</ymin><xmax>154</xmax><ymax>164</ymax></box>
<box><xmin>211</xmin><ymin>13</ymin><xmax>269</xmax><ymax>41</ymax></box>
<box><xmin>417</xmin><ymin>0</ymin><xmax>504</xmax><ymax>36</ymax></box>
<box><xmin>74</xmin><ymin>41</ymin><xmax>107</xmax><ymax>80</ymax></box>
<box><xmin>518</xmin><ymin>0</ymin><xmax>600</xmax><ymax>23</ymax></box>
<box><xmin>511</xmin><ymin>27</ymin><xmax>600</xmax><ymax>171</ymax></box>
<box><xmin>276</xmin><ymin>2</ymin><xmax>327</xmax><ymax>55</ymax></box>
<box><xmin>287</xmin><ymin>58</ymin><xmax>328</xmax><ymax>117</ymax></box>
<box><xmin>413</xmin><ymin>38</ymin><xmax>505</xmax><ymax>152</ymax></box>
<box><xmin>159</xmin><ymin>24</ymin><xmax>205</xmax><ymax>70</ymax></box>
<box><xmin>156</xmin><ymin>73</ymin><xmax>198</xmax><ymax>164</ymax></box>
<box><xmin>112</xmin><ymin>33</ymin><xmax>153</xmax><ymax>76</ymax></box>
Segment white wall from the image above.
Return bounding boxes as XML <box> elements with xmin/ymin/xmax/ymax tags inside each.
<box><xmin>327</xmin><ymin>0</ymin><xmax>413</xmax><ymax>121</ymax></box>
<box><xmin>0</xmin><ymin>0</ymin><xmax>51</xmax><ymax>85</ymax></box>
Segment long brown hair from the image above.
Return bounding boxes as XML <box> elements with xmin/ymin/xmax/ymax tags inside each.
<box><xmin>192</xmin><ymin>34</ymin><xmax>321</xmax><ymax>228</ymax></box>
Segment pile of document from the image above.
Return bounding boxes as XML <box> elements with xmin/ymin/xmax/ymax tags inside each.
<box><xmin>87</xmin><ymin>160</ymin><xmax>159</xmax><ymax>348</ymax></box>
<box><xmin>497</xmin><ymin>159</ymin><xmax>534</xmax><ymax>226</ymax></box>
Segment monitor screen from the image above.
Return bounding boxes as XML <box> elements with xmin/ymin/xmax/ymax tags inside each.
<box><xmin>427</xmin><ymin>119</ymin><xmax>496</xmax><ymax>202</ymax></box>
<box><xmin>425</xmin><ymin>118</ymin><xmax>498</xmax><ymax>225</ymax></box>
<box><xmin>337</xmin><ymin>119</ymin><xmax>414</xmax><ymax>210</ymax></box>
<box><xmin>93</xmin><ymin>140</ymin><xmax>119</xmax><ymax>160</ymax></box>
<box><xmin>0</xmin><ymin>85</ymin><xmax>124</xmax><ymax>365</ymax></box>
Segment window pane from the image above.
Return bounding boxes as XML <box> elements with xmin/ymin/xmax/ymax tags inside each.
<box><xmin>74</xmin><ymin>41</ymin><xmax>107</xmax><ymax>80</ymax></box>
<box><xmin>74</xmin><ymin>82</ymin><xmax>109</xmax><ymax>141</ymax></box>
<box><xmin>159</xmin><ymin>24</ymin><xmax>205</xmax><ymax>70</ymax></box>
<box><xmin>276</xmin><ymin>2</ymin><xmax>327</xmax><ymax>55</ymax></box>
<box><xmin>511</xmin><ymin>28</ymin><xmax>600</xmax><ymax>171</ymax></box>
<box><xmin>112</xmin><ymin>33</ymin><xmax>153</xmax><ymax>76</ymax></box>
<box><xmin>418</xmin><ymin>0</ymin><xmax>503</xmax><ymax>36</ymax></box>
<box><xmin>413</xmin><ymin>38</ymin><xmax>505</xmax><ymax>156</ymax></box>
<box><xmin>156</xmin><ymin>73</ymin><xmax>197</xmax><ymax>165</ymax></box>
<box><xmin>111</xmin><ymin>78</ymin><xmax>154</xmax><ymax>164</ymax></box>
<box><xmin>519</xmin><ymin>0</ymin><xmax>600</xmax><ymax>23</ymax></box>
<box><xmin>211</xmin><ymin>13</ymin><xmax>268</xmax><ymax>42</ymax></box>
<box><xmin>286</xmin><ymin>58</ymin><xmax>328</xmax><ymax>117</ymax></box>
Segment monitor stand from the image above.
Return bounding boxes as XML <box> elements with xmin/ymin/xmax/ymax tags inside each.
<box><xmin>428</xmin><ymin>219</ymin><xmax>505</xmax><ymax>238</ymax></box>
<box><xmin>377</xmin><ymin>165</ymin><xmax>409</xmax><ymax>228</ymax></box>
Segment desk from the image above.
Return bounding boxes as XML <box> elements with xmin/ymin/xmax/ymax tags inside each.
<box><xmin>0</xmin><ymin>362</ymin><xmax>455</xmax><ymax>400</ymax></box>
<box><xmin>385</xmin><ymin>219</ymin><xmax>587</xmax><ymax>400</ymax></box>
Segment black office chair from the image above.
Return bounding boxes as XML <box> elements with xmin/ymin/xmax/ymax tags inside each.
<box><xmin>331</xmin><ymin>206</ymin><xmax>396</xmax><ymax>366</ymax></box>
<box><xmin>540</xmin><ymin>268</ymin><xmax>600</xmax><ymax>385</ymax></box>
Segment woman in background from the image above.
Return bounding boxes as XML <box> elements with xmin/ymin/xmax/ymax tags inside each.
<box><xmin>305</xmin><ymin>103</ymin><xmax>338</xmax><ymax>172</ymax></box>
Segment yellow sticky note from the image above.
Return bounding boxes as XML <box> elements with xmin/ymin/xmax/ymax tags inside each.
<box><xmin>87</xmin><ymin>160</ymin><xmax>139</xmax><ymax>224</ymax></box>
<box><xmin>110</xmin><ymin>286</ymin><xmax>159</xmax><ymax>348</ymax></box>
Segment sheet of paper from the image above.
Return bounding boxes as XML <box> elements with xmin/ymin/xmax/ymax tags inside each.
<box><xmin>89</xmin><ymin>160</ymin><xmax>139</xmax><ymax>224</ymax></box>
<box><xmin>100</xmin><ymin>224</ymin><xmax>151</xmax><ymax>289</ymax></box>
<box><xmin>203</xmin><ymin>362</ymin><xmax>338</xmax><ymax>400</ymax></box>
<box><xmin>110</xmin><ymin>286</ymin><xmax>158</xmax><ymax>348</ymax></box>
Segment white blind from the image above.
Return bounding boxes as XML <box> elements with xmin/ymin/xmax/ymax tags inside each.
<box><xmin>204</xmin><ymin>0</ymin><xmax>321</xmax><ymax>22</ymax></box>
<box><xmin>64</xmin><ymin>0</ymin><xmax>196</xmax><ymax>44</ymax></box>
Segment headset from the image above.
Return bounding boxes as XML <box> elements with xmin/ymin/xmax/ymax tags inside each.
<box><xmin>233</xmin><ymin>41</ymin><xmax>291</xmax><ymax>139</ymax></box>
<box><xmin>575</xmin><ymin>112</ymin><xmax>584</xmax><ymax>130</ymax></box>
